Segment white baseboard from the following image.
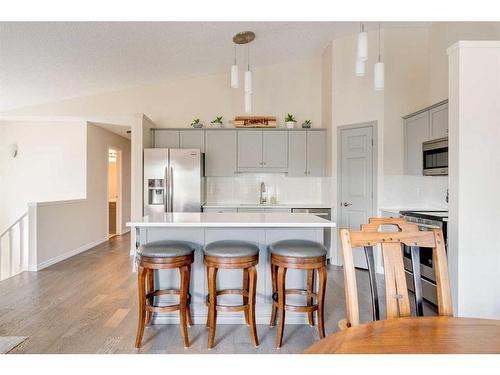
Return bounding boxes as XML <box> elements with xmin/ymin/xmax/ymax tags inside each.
<box><xmin>153</xmin><ymin>313</ymin><xmax>308</xmax><ymax>325</ymax></box>
<box><xmin>120</xmin><ymin>227</ymin><xmax>131</xmax><ymax>235</ymax></box>
<box><xmin>28</xmin><ymin>237</ymin><xmax>108</xmax><ymax>271</ymax></box>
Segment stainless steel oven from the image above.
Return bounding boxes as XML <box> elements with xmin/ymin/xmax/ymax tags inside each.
<box><xmin>399</xmin><ymin>211</ymin><xmax>448</xmax><ymax>305</ymax></box>
<box><xmin>423</xmin><ymin>137</ymin><xmax>448</xmax><ymax>176</ymax></box>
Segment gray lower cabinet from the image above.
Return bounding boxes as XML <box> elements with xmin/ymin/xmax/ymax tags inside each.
<box><xmin>429</xmin><ymin>102</ymin><xmax>448</xmax><ymax>139</ymax></box>
<box><xmin>288</xmin><ymin>130</ymin><xmax>326</xmax><ymax>177</ymax></box>
<box><xmin>203</xmin><ymin>208</ymin><xmax>237</xmax><ymax>213</ymax></box>
<box><xmin>205</xmin><ymin>130</ymin><xmax>237</xmax><ymax>177</ymax></box>
<box><xmin>180</xmin><ymin>130</ymin><xmax>204</xmax><ymax>152</ymax></box>
<box><xmin>404</xmin><ymin>111</ymin><xmax>430</xmax><ymax>175</ymax></box>
<box><xmin>154</xmin><ymin>130</ymin><xmax>180</xmax><ymax>148</ymax></box>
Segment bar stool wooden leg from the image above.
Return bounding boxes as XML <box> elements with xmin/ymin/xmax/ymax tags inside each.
<box><xmin>276</xmin><ymin>266</ymin><xmax>287</xmax><ymax>349</ymax></box>
<box><xmin>185</xmin><ymin>265</ymin><xmax>193</xmax><ymax>327</ymax></box>
<box><xmin>270</xmin><ymin>264</ymin><xmax>278</xmax><ymax>327</ymax></box>
<box><xmin>243</xmin><ymin>268</ymin><xmax>250</xmax><ymax>325</ymax></box>
<box><xmin>134</xmin><ymin>266</ymin><xmax>147</xmax><ymax>348</ymax></box>
<box><xmin>207</xmin><ymin>266</ymin><xmax>218</xmax><ymax>349</ymax></box>
<box><xmin>179</xmin><ymin>266</ymin><xmax>190</xmax><ymax>348</ymax></box>
<box><xmin>206</xmin><ymin>269</ymin><xmax>210</xmax><ymax>328</ymax></box>
<box><xmin>317</xmin><ymin>266</ymin><xmax>327</xmax><ymax>339</ymax></box>
<box><xmin>307</xmin><ymin>269</ymin><xmax>315</xmax><ymax>327</ymax></box>
<box><xmin>145</xmin><ymin>269</ymin><xmax>154</xmax><ymax>325</ymax></box>
<box><xmin>248</xmin><ymin>266</ymin><xmax>259</xmax><ymax>347</ymax></box>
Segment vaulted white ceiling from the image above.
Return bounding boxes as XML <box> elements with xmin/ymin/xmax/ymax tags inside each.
<box><xmin>0</xmin><ymin>22</ymin><xmax>429</xmax><ymax>111</ymax></box>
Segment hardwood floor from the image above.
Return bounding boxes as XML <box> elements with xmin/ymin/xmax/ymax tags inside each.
<box><xmin>0</xmin><ymin>233</ymin><xmax>436</xmax><ymax>354</ymax></box>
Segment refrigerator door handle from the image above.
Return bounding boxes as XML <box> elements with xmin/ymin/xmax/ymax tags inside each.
<box><xmin>165</xmin><ymin>166</ymin><xmax>170</xmax><ymax>212</ymax></box>
<box><xmin>169</xmin><ymin>166</ymin><xmax>174</xmax><ymax>213</ymax></box>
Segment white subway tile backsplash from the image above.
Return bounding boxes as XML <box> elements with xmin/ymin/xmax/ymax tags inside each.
<box><xmin>206</xmin><ymin>174</ymin><xmax>333</xmax><ymax>205</ymax></box>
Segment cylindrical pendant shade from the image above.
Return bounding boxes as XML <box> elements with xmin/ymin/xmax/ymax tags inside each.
<box><xmin>231</xmin><ymin>64</ymin><xmax>239</xmax><ymax>88</ymax></box>
<box><xmin>374</xmin><ymin>62</ymin><xmax>384</xmax><ymax>91</ymax></box>
<box><xmin>355</xmin><ymin>59</ymin><xmax>365</xmax><ymax>76</ymax></box>
<box><xmin>244</xmin><ymin>70</ymin><xmax>252</xmax><ymax>93</ymax></box>
<box><xmin>357</xmin><ymin>31</ymin><xmax>368</xmax><ymax>62</ymax></box>
<box><xmin>244</xmin><ymin>92</ymin><xmax>252</xmax><ymax>113</ymax></box>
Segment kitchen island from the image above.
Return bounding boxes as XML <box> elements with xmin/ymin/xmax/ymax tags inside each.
<box><xmin>127</xmin><ymin>212</ymin><xmax>336</xmax><ymax>324</ymax></box>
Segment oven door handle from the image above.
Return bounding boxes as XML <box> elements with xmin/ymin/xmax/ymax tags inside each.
<box><xmin>416</xmin><ymin>223</ymin><xmax>441</xmax><ymax>230</ymax></box>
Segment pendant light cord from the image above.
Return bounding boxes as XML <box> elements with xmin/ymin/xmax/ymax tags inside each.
<box><xmin>234</xmin><ymin>44</ymin><xmax>237</xmax><ymax>65</ymax></box>
<box><xmin>378</xmin><ymin>23</ymin><xmax>381</xmax><ymax>63</ymax></box>
<box><xmin>247</xmin><ymin>36</ymin><xmax>250</xmax><ymax>71</ymax></box>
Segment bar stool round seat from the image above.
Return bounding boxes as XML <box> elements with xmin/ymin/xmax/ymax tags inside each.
<box><xmin>204</xmin><ymin>240</ymin><xmax>260</xmax><ymax>258</ymax></box>
<box><xmin>269</xmin><ymin>239</ymin><xmax>328</xmax><ymax>349</ymax></box>
<box><xmin>138</xmin><ymin>240</ymin><xmax>195</xmax><ymax>258</ymax></box>
<box><xmin>134</xmin><ymin>240</ymin><xmax>196</xmax><ymax>349</ymax></box>
<box><xmin>269</xmin><ymin>239</ymin><xmax>327</xmax><ymax>258</ymax></box>
<box><xmin>203</xmin><ymin>240</ymin><xmax>260</xmax><ymax>349</ymax></box>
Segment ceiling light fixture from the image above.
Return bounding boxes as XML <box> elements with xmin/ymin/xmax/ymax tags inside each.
<box><xmin>355</xmin><ymin>59</ymin><xmax>366</xmax><ymax>77</ymax></box>
<box><xmin>231</xmin><ymin>44</ymin><xmax>239</xmax><ymax>89</ymax></box>
<box><xmin>232</xmin><ymin>31</ymin><xmax>255</xmax><ymax>114</ymax></box>
<box><xmin>374</xmin><ymin>24</ymin><xmax>384</xmax><ymax>91</ymax></box>
<box><xmin>357</xmin><ymin>23</ymin><xmax>368</xmax><ymax>62</ymax></box>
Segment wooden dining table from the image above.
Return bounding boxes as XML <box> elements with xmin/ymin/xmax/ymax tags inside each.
<box><xmin>304</xmin><ymin>316</ymin><xmax>500</xmax><ymax>354</ymax></box>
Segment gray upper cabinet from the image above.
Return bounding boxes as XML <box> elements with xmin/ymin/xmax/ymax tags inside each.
<box><xmin>154</xmin><ymin>130</ymin><xmax>180</xmax><ymax>148</ymax></box>
<box><xmin>404</xmin><ymin>100</ymin><xmax>448</xmax><ymax>175</ymax></box>
<box><xmin>263</xmin><ymin>131</ymin><xmax>288</xmax><ymax>169</ymax></box>
<box><xmin>404</xmin><ymin>111</ymin><xmax>430</xmax><ymax>175</ymax></box>
<box><xmin>205</xmin><ymin>130</ymin><xmax>237</xmax><ymax>177</ymax></box>
<box><xmin>307</xmin><ymin>131</ymin><xmax>326</xmax><ymax>176</ymax></box>
<box><xmin>288</xmin><ymin>130</ymin><xmax>327</xmax><ymax>177</ymax></box>
<box><xmin>429</xmin><ymin>102</ymin><xmax>448</xmax><ymax>139</ymax></box>
<box><xmin>237</xmin><ymin>130</ymin><xmax>288</xmax><ymax>171</ymax></box>
<box><xmin>237</xmin><ymin>130</ymin><xmax>262</xmax><ymax>169</ymax></box>
<box><xmin>180</xmin><ymin>130</ymin><xmax>205</xmax><ymax>152</ymax></box>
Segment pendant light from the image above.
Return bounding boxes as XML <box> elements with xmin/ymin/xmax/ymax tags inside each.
<box><xmin>357</xmin><ymin>23</ymin><xmax>368</xmax><ymax>62</ymax></box>
<box><xmin>355</xmin><ymin>59</ymin><xmax>366</xmax><ymax>76</ymax></box>
<box><xmin>374</xmin><ymin>24</ymin><xmax>384</xmax><ymax>91</ymax></box>
<box><xmin>230</xmin><ymin>44</ymin><xmax>239</xmax><ymax>88</ymax></box>
<box><xmin>232</xmin><ymin>31</ymin><xmax>255</xmax><ymax>114</ymax></box>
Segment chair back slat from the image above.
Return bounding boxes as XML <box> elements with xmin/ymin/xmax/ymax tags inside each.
<box><xmin>340</xmin><ymin>218</ymin><xmax>453</xmax><ymax>328</ymax></box>
<box><xmin>381</xmin><ymin>242</ymin><xmax>411</xmax><ymax>318</ymax></box>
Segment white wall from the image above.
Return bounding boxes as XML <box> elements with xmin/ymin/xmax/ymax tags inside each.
<box><xmin>447</xmin><ymin>41</ymin><xmax>500</xmax><ymax>319</ymax></box>
<box><xmin>1</xmin><ymin>58</ymin><xmax>323</xmax><ymax>130</ymax></box>
<box><xmin>428</xmin><ymin>22</ymin><xmax>500</xmax><ymax>104</ymax></box>
<box><xmin>28</xmin><ymin>123</ymin><xmax>131</xmax><ymax>269</ymax></box>
<box><xmin>0</xmin><ymin>120</ymin><xmax>86</xmax><ymax>233</ymax></box>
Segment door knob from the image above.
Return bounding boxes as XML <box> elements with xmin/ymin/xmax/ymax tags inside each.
<box><xmin>343</xmin><ymin>202</ymin><xmax>352</xmax><ymax>207</ymax></box>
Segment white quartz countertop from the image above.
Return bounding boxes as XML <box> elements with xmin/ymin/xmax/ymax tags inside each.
<box><xmin>127</xmin><ymin>212</ymin><xmax>336</xmax><ymax>228</ymax></box>
<box><xmin>203</xmin><ymin>203</ymin><xmax>332</xmax><ymax>209</ymax></box>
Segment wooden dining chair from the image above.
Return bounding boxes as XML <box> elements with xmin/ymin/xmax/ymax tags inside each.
<box><xmin>339</xmin><ymin>217</ymin><xmax>453</xmax><ymax>328</ymax></box>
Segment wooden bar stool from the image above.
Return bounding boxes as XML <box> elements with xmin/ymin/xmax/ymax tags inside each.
<box><xmin>134</xmin><ymin>240</ymin><xmax>195</xmax><ymax>349</ymax></box>
<box><xmin>269</xmin><ymin>239</ymin><xmax>327</xmax><ymax>349</ymax></box>
<box><xmin>204</xmin><ymin>240</ymin><xmax>259</xmax><ymax>349</ymax></box>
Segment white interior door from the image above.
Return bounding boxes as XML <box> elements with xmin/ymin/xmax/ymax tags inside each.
<box><xmin>340</xmin><ymin>125</ymin><xmax>374</xmax><ymax>269</ymax></box>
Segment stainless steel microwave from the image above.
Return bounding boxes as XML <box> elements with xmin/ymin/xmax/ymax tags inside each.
<box><xmin>423</xmin><ymin>137</ymin><xmax>448</xmax><ymax>176</ymax></box>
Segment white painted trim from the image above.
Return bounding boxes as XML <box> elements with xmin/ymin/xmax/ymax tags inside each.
<box><xmin>447</xmin><ymin>41</ymin><xmax>500</xmax><ymax>55</ymax></box>
<box><xmin>28</xmin><ymin>237</ymin><xmax>108</xmax><ymax>271</ymax></box>
<box><xmin>28</xmin><ymin>199</ymin><xmax>87</xmax><ymax>207</ymax></box>
<box><xmin>153</xmin><ymin>313</ymin><xmax>308</xmax><ymax>325</ymax></box>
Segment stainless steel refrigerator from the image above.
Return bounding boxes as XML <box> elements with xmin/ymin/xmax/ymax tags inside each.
<box><xmin>143</xmin><ymin>148</ymin><xmax>204</xmax><ymax>215</ymax></box>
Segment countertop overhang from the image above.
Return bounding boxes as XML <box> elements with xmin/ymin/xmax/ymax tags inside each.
<box><xmin>127</xmin><ymin>212</ymin><xmax>336</xmax><ymax>228</ymax></box>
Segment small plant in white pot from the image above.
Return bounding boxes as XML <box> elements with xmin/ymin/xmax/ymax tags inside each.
<box><xmin>285</xmin><ymin>113</ymin><xmax>297</xmax><ymax>129</ymax></box>
<box><xmin>301</xmin><ymin>120</ymin><xmax>312</xmax><ymax>128</ymax></box>
<box><xmin>210</xmin><ymin>116</ymin><xmax>224</xmax><ymax>128</ymax></box>
<box><xmin>190</xmin><ymin>118</ymin><xmax>203</xmax><ymax>128</ymax></box>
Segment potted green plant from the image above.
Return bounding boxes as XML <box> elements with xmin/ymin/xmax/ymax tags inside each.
<box><xmin>190</xmin><ymin>118</ymin><xmax>203</xmax><ymax>128</ymax></box>
<box><xmin>210</xmin><ymin>116</ymin><xmax>224</xmax><ymax>128</ymax></box>
<box><xmin>301</xmin><ymin>120</ymin><xmax>312</xmax><ymax>128</ymax></box>
<box><xmin>285</xmin><ymin>113</ymin><xmax>297</xmax><ymax>129</ymax></box>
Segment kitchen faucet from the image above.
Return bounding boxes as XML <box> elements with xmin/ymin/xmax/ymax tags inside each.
<box><xmin>260</xmin><ymin>182</ymin><xmax>267</xmax><ymax>205</ymax></box>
